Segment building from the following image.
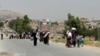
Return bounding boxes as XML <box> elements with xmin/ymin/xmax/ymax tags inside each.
<box><xmin>40</xmin><ymin>19</ymin><xmax>50</xmax><ymax>31</ymax></box>
<box><xmin>91</xmin><ymin>20</ymin><xmax>100</xmax><ymax>28</ymax></box>
<box><xmin>80</xmin><ymin>18</ymin><xmax>100</xmax><ymax>29</ymax></box>
<box><xmin>80</xmin><ymin>18</ymin><xmax>90</xmax><ymax>23</ymax></box>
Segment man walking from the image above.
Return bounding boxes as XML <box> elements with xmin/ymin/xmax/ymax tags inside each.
<box><xmin>1</xmin><ymin>33</ymin><xmax>3</xmax><ymax>40</ymax></box>
<box><xmin>32</xmin><ymin>29</ymin><xmax>38</xmax><ymax>46</ymax></box>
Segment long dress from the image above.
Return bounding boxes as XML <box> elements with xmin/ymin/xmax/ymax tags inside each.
<box><xmin>32</xmin><ymin>31</ymin><xmax>38</xmax><ymax>46</ymax></box>
<box><xmin>66</xmin><ymin>32</ymin><xmax>72</xmax><ymax>47</ymax></box>
<box><xmin>72</xmin><ymin>31</ymin><xmax>77</xmax><ymax>47</ymax></box>
<box><xmin>43</xmin><ymin>32</ymin><xmax>50</xmax><ymax>45</ymax></box>
<box><xmin>39</xmin><ymin>31</ymin><xmax>44</xmax><ymax>42</ymax></box>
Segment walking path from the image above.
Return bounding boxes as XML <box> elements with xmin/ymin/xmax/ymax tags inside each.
<box><xmin>0</xmin><ymin>39</ymin><xmax>99</xmax><ymax>56</ymax></box>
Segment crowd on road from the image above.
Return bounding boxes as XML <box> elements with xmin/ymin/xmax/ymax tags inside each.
<box><xmin>31</xmin><ymin>29</ymin><xmax>50</xmax><ymax>46</ymax></box>
<box><xmin>0</xmin><ymin>27</ymin><xmax>84</xmax><ymax>48</ymax></box>
<box><xmin>66</xmin><ymin>28</ymin><xmax>84</xmax><ymax>48</ymax></box>
<box><xmin>0</xmin><ymin>28</ymin><xmax>50</xmax><ymax>46</ymax></box>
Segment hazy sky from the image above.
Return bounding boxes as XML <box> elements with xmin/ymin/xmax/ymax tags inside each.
<box><xmin>0</xmin><ymin>0</ymin><xmax>100</xmax><ymax>21</ymax></box>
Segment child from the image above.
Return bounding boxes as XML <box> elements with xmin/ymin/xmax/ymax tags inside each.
<box><xmin>79</xmin><ymin>35</ymin><xmax>84</xmax><ymax>47</ymax></box>
<box><xmin>76</xmin><ymin>34</ymin><xmax>84</xmax><ymax>47</ymax></box>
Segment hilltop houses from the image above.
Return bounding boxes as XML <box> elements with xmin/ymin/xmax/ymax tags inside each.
<box><xmin>80</xmin><ymin>18</ymin><xmax>100</xmax><ymax>29</ymax></box>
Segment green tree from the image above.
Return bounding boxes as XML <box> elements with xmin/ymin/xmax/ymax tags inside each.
<box><xmin>9</xmin><ymin>15</ymin><xmax>32</xmax><ymax>34</ymax></box>
<box><xmin>9</xmin><ymin>20</ymin><xmax>17</xmax><ymax>29</ymax></box>
<box><xmin>16</xmin><ymin>18</ymin><xmax>24</xmax><ymax>33</ymax></box>
<box><xmin>65</xmin><ymin>13</ymin><xmax>81</xmax><ymax>31</ymax></box>
<box><xmin>0</xmin><ymin>21</ymin><xmax>3</xmax><ymax>27</ymax></box>
<box><xmin>23</xmin><ymin>15</ymin><xmax>30</xmax><ymax>24</ymax></box>
<box><xmin>25</xmin><ymin>24</ymin><xmax>32</xmax><ymax>32</ymax></box>
<box><xmin>64</xmin><ymin>13</ymin><xmax>95</xmax><ymax>37</ymax></box>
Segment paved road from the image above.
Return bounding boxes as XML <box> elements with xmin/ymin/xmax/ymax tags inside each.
<box><xmin>0</xmin><ymin>39</ymin><xmax>100</xmax><ymax>56</ymax></box>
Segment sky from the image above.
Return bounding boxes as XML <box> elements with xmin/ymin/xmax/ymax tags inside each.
<box><xmin>0</xmin><ymin>0</ymin><xmax>100</xmax><ymax>21</ymax></box>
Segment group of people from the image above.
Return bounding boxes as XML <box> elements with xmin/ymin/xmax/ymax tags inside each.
<box><xmin>1</xmin><ymin>27</ymin><xmax>84</xmax><ymax>48</ymax></box>
<box><xmin>66</xmin><ymin>28</ymin><xmax>84</xmax><ymax>48</ymax></box>
<box><xmin>31</xmin><ymin>29</ymin><xmax>50</xmax><ymax>46</ymax></box>
<box><xmin>7</xmin><ymin>29</ymin><xmax>50</xmax><ymax>46</ymax></box>
<box><xmin>9</xmin><ymin>32</ymin><xmax>31</xmax><ymax>39</ymax></box>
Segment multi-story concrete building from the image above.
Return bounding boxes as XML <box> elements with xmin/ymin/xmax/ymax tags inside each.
<box><xmin>80</xmin><ymin>18</ymin><xmax>91</xmax><ymax>28</ymax></box>
<box><xmin>80</xmin><ymin>18</ymin><xmax>100</xmax><ymax>29</ymax></box>
<box><xmin>91</xmin><ymin>20</ymin><xmax>100</xmax><ymax>28</ymax></box>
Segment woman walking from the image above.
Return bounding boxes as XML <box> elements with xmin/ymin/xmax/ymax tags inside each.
<box><xmin>32</xmin><ymin>29</ymin><xmax>38</xmax><ymax>46</ymax></box>
<box><xmin>43</xmin><ymin>31</ymin><xmax>50</xmax><ymax>45</ymax></box>
<box><xmin>66</xmin><ymin>31</ymin><xmax>72</xmax><ymax>48</ymax></box>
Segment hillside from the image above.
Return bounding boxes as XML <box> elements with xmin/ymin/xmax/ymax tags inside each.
<box><xmin>0</xmin><ymin>10</ymin><xmax>23</xmax><ymax>20</ymax></box>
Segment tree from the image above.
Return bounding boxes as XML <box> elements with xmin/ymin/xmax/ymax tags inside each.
<box><xmin>64</xmin><ymin>13</ymin><xmax>96</xmax><ymax>37</ymax></box>
<box><xmin>16</xmin><ymin>18</ymin><xmax>24</xmax><ymax>33</ymax></box>
<box><xmin>65</xmin><ymin>13</ymin><xmax>81</xmax><ymax>31</ymax></box>
<box><xmin>9</xmin><ymin>15</ymin><xmax>32</xmax><ymax>34</ymax></box>
<box><xmin>9</xmin><ymin>20</ymin><xmax>17</xmax><ymax>29</ymax></box>
<box><xmin>0</xmin><ymin>21</ymin><xmax>3</xmax><ymax>27</ymax></box>
<box><xmin>23</xmin><ymin>15</ymin><xmax>30</xmax><ymax>24</ymax></box>
<box><xmin>24</xmin><ymin>24</ymin><xmax>32</xmax><ymax>32</ymax></box>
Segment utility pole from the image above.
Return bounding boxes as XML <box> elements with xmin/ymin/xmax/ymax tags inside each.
<box><xmin>98</xmin><ymin>26</ymin><xmax>99</xmax><ymax>40</ymax></box>
<box><xmin>38</xmin><ymin>20</ymin><xmax>40</xmax><ymax>31</ymax></box>
<box><xmin>98</xmin><ymin>23</ymin><xmax>100</xmax><ymax>41</ymax></box>
<box><xmin>97</xmin><ymin>22</ymin><xmax>100</xmax><ymax>41</ymax></box>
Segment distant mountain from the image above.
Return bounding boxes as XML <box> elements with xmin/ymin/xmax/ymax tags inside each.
<box><xmin>0</xmin><ymin>10</ymin><xmax>24</xmax><ymax>20</ymax></box>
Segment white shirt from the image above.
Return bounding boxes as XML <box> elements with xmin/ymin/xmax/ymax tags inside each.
<box><xmin>36</xmin><ymin>32</ymin><xmax>39</xmax><ymax>38</ymax></box>
<box><xmin>67</xmin><ymin>32</ymin><xmax>72</xmax><ymax>37</ymax></box>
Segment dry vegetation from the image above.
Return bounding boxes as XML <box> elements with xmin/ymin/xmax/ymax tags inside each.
<box><xmin>50</xmin><ymin>36</ymin><xmax>100</xmax><ymax>47</ymax></box>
